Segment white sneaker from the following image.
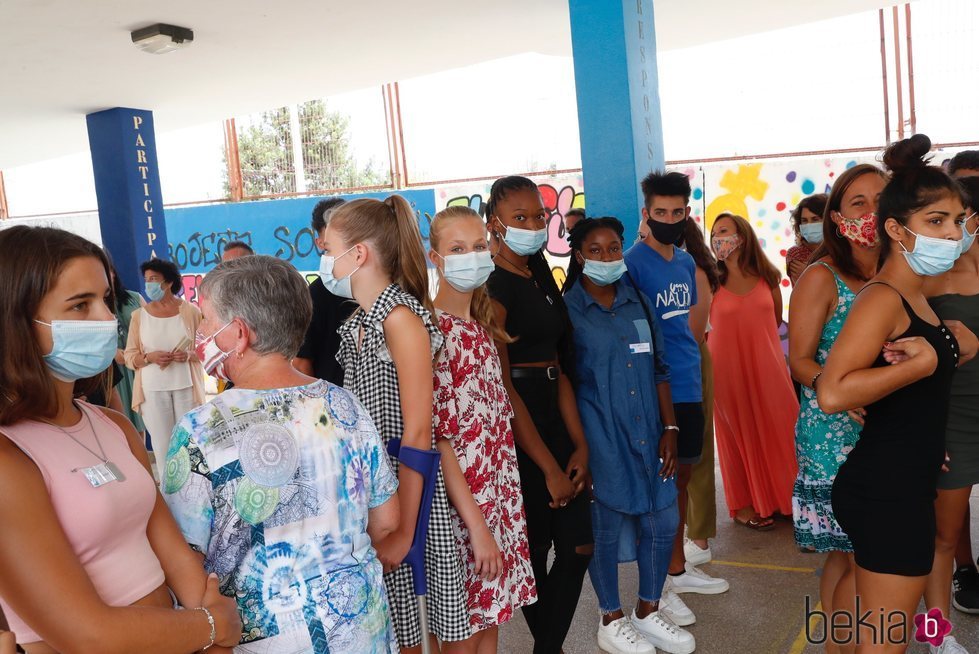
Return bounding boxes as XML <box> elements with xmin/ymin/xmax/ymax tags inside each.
<box><xmin>668</xmin><ymin>563</ymin><xmax>730</xmax><ymax>595</ymax></box>
<box><xmin>683</xmin><ymin>538</ymin><xmax>712</xmax><ymax>566</ymax></box>
<box><xmin>658</xmin><ymin>587</ymin><xmax>696</xmax><ymax>626</ymax></box>
<box><xmin>597</xmin><ymin>616</ymin><xmax>657</xmax><ymax>654</ymax></box>
<box><xmin>631</xmin><ymin>609</ymin><xmax>696</xmax><ymax>654</ymax></box>
<box><xmin>931</xmin><ymin>636</ymin><xmax>970</xmax><ymax>654</ymax></box>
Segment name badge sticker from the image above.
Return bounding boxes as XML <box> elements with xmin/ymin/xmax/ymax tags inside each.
<box><xmin>629</xmin><ymin>342</ymin><xmax>651</xmax><ymax>354</ymax></box>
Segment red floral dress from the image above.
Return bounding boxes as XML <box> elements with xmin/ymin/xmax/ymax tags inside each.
<box><xmin>433</xmin><ymin>311</ymin><xmax>537</xmax><ymax>631</ymax></box>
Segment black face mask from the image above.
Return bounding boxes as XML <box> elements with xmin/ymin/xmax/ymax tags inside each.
<box><xmin>647</xmin><ymin>217</ymin><xmax>687</xmax><ymax>245</ymax></box>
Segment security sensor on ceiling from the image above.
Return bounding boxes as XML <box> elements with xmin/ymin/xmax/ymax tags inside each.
<box><xmin>131</xmin><ymin>23</ymin><xmax>194</xmax><ymax>55</ymax></box>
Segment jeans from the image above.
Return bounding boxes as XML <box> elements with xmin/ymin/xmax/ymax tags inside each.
<box><xmin>588</xmin><ymin>498</ymin><xmax>679</xmax><ymax>613</ymax></box>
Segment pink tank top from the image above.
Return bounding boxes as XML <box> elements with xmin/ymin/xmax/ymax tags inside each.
<box><xmin>0</xmin><ymin>402</ymin><xmax>165</xmax><ymax>644</ymax></box>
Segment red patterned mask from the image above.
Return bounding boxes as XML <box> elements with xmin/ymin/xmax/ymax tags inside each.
<box><xmin>836</xmin><ymin>211</ymin><xmax>880</xmax><ymax>249</ymax></box>
<box><xmin>711</xmin><ymin>234</ymin><xmax>741</xmax><ymax>261</ymax></box>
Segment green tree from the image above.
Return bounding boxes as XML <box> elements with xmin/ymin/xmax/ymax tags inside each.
<box><xmin>228</xmin><ymin>100</ymin><xmax>386</xmax><ymax>197</ymax></box>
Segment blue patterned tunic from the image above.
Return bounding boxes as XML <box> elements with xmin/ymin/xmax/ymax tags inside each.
<box><xmin>792</xmin><ymin>263</ymin><xmax>862</xmax><ymax>552</ymax></box>
<box><xmin>164</xmin><ymin>379</ymin><xmax>399</xmax><ymax>653</ymax></box>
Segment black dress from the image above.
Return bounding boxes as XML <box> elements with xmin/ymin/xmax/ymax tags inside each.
<box><xmin>832</xmin><ymin>283</ymin><xmax>959</xmax><ymax>577</ymax></box>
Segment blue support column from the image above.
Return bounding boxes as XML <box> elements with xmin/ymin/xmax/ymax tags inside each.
<box><xmin>86</xmin><ymin>107</ymin><xmax>170</xmax><ymax>294</ymax></box>
<box><xmin>568</xmin><ymin>0</ymin><xmax>666</xmax><ymax>238</ymax></box>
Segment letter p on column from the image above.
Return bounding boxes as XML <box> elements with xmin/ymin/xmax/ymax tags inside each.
<box><xmin>133</xmin><ymin>115</ymin><xmax>143</xmax><ymax>130</ymax></box>
<box><xmin>147</xmin><ymin>232</ymin><xmax>157</xmax><ymax>246</ymax></box>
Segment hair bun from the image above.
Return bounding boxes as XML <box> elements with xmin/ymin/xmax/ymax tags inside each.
<box><xmin>882</xmin><ymin>133</ymin><xmax>932</xmax><ymax>176</ymax></box>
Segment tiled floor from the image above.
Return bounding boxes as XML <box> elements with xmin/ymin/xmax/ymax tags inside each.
<box><xmin>498</xmin><ymin>459</ymin><xmax>979</xmax><ymax>654</ymax></box>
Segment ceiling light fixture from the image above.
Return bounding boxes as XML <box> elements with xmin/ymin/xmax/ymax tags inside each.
<box><xmin>131</xmin><ymin>23</ymin><xmax>194</xmax><ymax>55</ymax></box>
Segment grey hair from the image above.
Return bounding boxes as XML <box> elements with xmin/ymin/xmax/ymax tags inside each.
<box><xmin>200</xmin><ymin>255</ymin><xmax>312</xmax><ymax>358</ymax></box>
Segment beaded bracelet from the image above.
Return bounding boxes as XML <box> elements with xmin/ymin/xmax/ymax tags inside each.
<box><xmin>811</xmin><ymin>371</ymin><xmax>823</xmax><ymax>389</ymax></box>
<box><xmin>196</xmin><ymin>606</ymin><xmax>216</xmax><ymax>651</ymax></box>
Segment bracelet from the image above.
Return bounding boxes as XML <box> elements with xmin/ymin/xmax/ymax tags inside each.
<box><xmin>195</xmin><ymin>606</ymin><xmax>216</xmax><ymax>651</ymax></box>
<box><xmin>663</xmin><ymin>425</ymin><xmax>680</xmax><ymax>432</ymax></box>
<box><xmin>811</xmin><ymin>371</ymin><xmax>823</xmax><ymax>389</ymax></box>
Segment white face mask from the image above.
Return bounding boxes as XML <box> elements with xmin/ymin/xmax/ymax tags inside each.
<box><xmin>318</xmin><ymin>246</ymin><xmax>360</xmax><ymax>299</ymax></box>
<box><xmin>435</xmin><ymin>250</ymin><xmax>494</xmax><ymax>292</ymax></box>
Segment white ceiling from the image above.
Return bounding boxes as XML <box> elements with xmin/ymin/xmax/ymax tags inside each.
<box><xmin>0</xmin><ymin>0</ymin><xmax>907</xmax><ymax>169</ymax></box>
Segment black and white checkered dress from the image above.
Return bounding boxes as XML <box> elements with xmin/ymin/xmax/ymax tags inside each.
<box><xmin>338</xmin><ymin>284</ymin><xmax>470</xmax><ymax>647</ymax></box>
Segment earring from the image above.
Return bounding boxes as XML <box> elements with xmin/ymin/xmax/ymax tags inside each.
<box><xmin>236</xmin><ymin>350</ymin><xmax>243</xmax><ymax>359</ymax></box>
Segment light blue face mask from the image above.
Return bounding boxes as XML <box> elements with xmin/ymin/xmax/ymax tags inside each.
<box><xmin>582</xmin><ymin>259</ymin><xmax>627</xmax><ymax>286</ymax></box>
<box><xmin>145</xmin><ymin>281</ymin><xmax>165</xmax><ymax>302</ymax></box>
<box><xmin>900</xmin><ymin>226</ymin><xmax>963</xmax><ymax>276</ymax></box>
<box><xmin>435</xmin><ymin>250</ymin><xmax>495</xmax><ymax>292</ymax></box>
<box><xmin>961</xmin><ymin>213</ymin><xmax>978</xmax><ymax>254</ymax></box>
<box><xmin>799</xmin><ymin>222</ymin><xmax>824</xmax><ymax>245</ymax></box>
<box><xmin>34</xmin><ymin>318</ymin><xmax>119</xmax><ymax>382</ymax></box>
<box><xmin>497</xmin><ymin>218</ymin><xmax>547</xmax><ymax>256</ymax></box>
<box><xmin>318</xmin><ymin>246</ymin><xmax>360</xmax><ymax>299</ymax></box>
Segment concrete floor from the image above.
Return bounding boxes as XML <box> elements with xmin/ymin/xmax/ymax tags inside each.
<box><xmin>498</xmin><ymin>455</ymin><xmax>979</xmax><ymax>654</ymax></box>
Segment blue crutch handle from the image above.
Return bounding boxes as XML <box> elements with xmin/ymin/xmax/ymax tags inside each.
<box><xmin>387</xmin><ymin>438</ymin><xmax>441</xmax><ymax>596</ymax></box>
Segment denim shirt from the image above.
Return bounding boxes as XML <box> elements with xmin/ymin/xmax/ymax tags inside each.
<box><xmin>565</xmin><ymin>280</ymin><xmax>678</xmax><ymax>515</ymax></box>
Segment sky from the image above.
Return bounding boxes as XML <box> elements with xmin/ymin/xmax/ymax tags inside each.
<box><xmin>3</xmin><ymin>0</ymin><xmax>976</xmax><ymax>217</ymax></box>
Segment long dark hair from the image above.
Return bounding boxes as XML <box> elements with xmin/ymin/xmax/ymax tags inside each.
<box><xmin>563</xmin><ymin>217</ymin><xmax>626</xmax><ymax>292</ymax></box>
<box><xmin>488</xmin><ymin>175</ymin><xmax>576</xmax><ymax>379</ymax></box>
<box><xmin>878</xmin><ymin>134</ymin><xmax>969</xmax><ymax>265</ymax></box>
<box><xmin>677</xmin><ymin>219</ymin><xmax>720</xmax><ymax>293</ymax></box>
<box><xmin>0</xmin><ymin>226</ymin><xmax>113</xmax><ymax>426</ymax></box>
<box><xmin>808</xmin><ymin>164</ymin><xmax>887</xmax><ymax>281</ymax></box>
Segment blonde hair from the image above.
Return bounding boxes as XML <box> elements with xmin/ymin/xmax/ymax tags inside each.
<box><xmin>430</xmin><ymin>206</ymin><xmax>513</xmax><ymax>343</ymax></box>
<box><xmin>329</xmin><ymin>195</ymin><xmax>434</xmax><ymax>316</ymax></box>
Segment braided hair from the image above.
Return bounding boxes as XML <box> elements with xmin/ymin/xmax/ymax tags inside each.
<box><xmin>562</xmin><ymin>217</ymin><xmax>626</xmax><ymax>292</ymax></box>
<box><xmin>487</xmin><ymin>175</ymin><xmax>577</xmax><ymax>382</ymax></box>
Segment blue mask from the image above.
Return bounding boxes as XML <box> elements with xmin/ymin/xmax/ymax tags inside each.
<box><xmin>34</xmin><ymin>319</ymin><xmax>119</xmax><ymax>382</ymax></box>
<box><xmin>435</xmin><ymin>250</ymin><xmax>494</xmax><ymax>292</ymax></box>
<box><xmin>145</xmin><ymin>281</ymin><xmax>165</xmax><ymax>302</ymax></box>
<box><xmin>582</xmin><ymin>259</ymin><xmax>627</xmax><ymax>286</ymax></box>
<box><xmin>498</xmin><ymin>219</ymin><xmax>547</xmax><ymax>256</ymax></box>
<box><xmin>900</xmin><ymin>227</ymin><xmax>962</xmax><ymax>276</ymax></box>
<box><xmin>799</xmin><ymin>223</ymin><xmax>824</xmax><ymax>245</ymax></box>
<box><xmin>318</xmin><ymin>246</ymin><xmax>360</xmax><ymax>299</ymax></box>
<box><xmin>961</xmin><ymin>213</ymin><xmax>978</xmax><ymax>254</ymax></box>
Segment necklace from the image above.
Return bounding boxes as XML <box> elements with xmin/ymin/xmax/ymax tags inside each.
<box><xmin>44</xmin><ymin>402</ymin><xmax>126</xmax><ymax>486</ymax></box>
<box><xmin>497</xmin><ymin>252</ymin><xmax>533</xmax><ymax>279</ymax></box>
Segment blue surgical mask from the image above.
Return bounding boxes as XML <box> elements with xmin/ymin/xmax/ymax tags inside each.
<box><xmin>435</xmin><ymin>250</ymin><xmax>494</xmax><ymax>292</ymax></box>
<box><xmin>582</xmin><ymin>259</ymin><xmax>627</xmax><ymax>286</ymax></box>
<box><xmin>497</xmin><ymin>218</ymin><xmax>547</xmax><ymax>256</ymax></box>
<box><xmin>900</xmin><ymin>227</ymin><xmax>962</xmax><ymax>276</ymax></box>
<box><xmin>145</xmin><ymin>281</ymin><xmax>165</xmax><ymax>302</ymax></box>
<box><xmin>961</xmin><ymin>213</ymin><xmax>978</xmax><ymax>254</ymax></box>
<box><xmin>318</xmin><ymin>246</ymin><xmax>360</xmax><ymax>299</ymax></box>
<box><xmin>799</xmin><ymin>223</ymin><xmax>824</xmax><ymax>245</ymax></box>
<box><xmin>34</xmin><ymin>319</ymin><xmax>119</xmax><ymax>382</ymax></box>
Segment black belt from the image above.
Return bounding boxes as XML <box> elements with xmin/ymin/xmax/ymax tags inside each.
<box><xmin>510</xmin><ymin>366</ymin><xmax>560</xmax><ymax>381</ymax></box>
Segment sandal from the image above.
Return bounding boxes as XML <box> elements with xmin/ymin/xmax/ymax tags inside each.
<box><xmin>734</xmin><ymin>515</ymin><xmax>775</xmax><ymax>531</ymax></box>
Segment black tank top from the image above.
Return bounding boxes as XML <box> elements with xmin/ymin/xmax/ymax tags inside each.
<box><xmin>834</xmin><ymin>282</ymin><xmax>959</xmax><ymax>501</ymax></box>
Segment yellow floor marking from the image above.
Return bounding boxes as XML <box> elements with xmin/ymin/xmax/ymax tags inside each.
<box><xmin>709</xmin><ymin>559</ymin><xmax>817</xmax><ymax>574</ymax></box>
<box><xmin>788</xmin><ymin>600</ymin><xmax>821</xmax><ymax>654</ymax></box>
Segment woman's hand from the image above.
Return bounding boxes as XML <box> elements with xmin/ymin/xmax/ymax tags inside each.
<box><xmin>375</xmin><ymin>529</ymin><xmax>413</xmax><ymax>573</ymax></box>
<box><xmin>146</xmin><ymin>351</ymin><xmax>174</xmax><ymax>369</ymax></box>
<box><xmin>544</xmin><ymin>469</ymin><xmax>575</xmax><ymax>509</ymax></box>
<box><xmin>470</xmin><ymin>525</ymin><xmax>503</xmax><ymax>582</ymax></box>
<box><xmin>171</xmin><ymin>350</ymin><xmax>190</xmax><ymax>363</ymax></box>
<box><xmin>202</xmin><ymin>573</ymin><xmax>242</xmax><ymax>648</ymax></box>
<box><xmin>0</xmin><ymin>630</ymin><xmax>15</xmax><ymax>654</ymax></box>
<box><xmin>945</xmin><ymin>319</ymin><xmax>978</xmax><ymax>366</ymax></box>
<box><xmin>659</xmin><ymin>429</ymin><xmax>678</xmax><ymax>479</ymax></box>
<box><xmin>565</xmin><ymin>446</ymin><xmax>589</xmax><ymax>497</ymax></box>
<box><xmin>881</xmin><ymin>337</ymin><xmax>938</xmax><ymax>379</ymax></box>
<box><xmin>846</xmin><ymin>408</ymin><xmax>867</xmax><ymax>427</ymax></box>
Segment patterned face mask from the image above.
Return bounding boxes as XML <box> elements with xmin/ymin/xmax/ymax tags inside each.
<box><xmin>836</xmin><ymin>211</ymin><xmax>880</xmax><ymax>249</ymax></box>
<box><xmin>711</xmin><ymin>234</ymin><xmax>741</xmax><ymax>261</ymax></box>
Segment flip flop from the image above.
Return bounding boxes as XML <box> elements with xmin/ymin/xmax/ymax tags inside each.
<box><xmin>734</xmin><ymin>515</ymin><xmax>775</xmax><ymax>531</ymax></box>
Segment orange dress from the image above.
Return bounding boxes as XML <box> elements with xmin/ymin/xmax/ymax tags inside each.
<box><xmin>708</xmin><ymin>279</ymin><xmax>799</xmax><ymax>518</ymax></box>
